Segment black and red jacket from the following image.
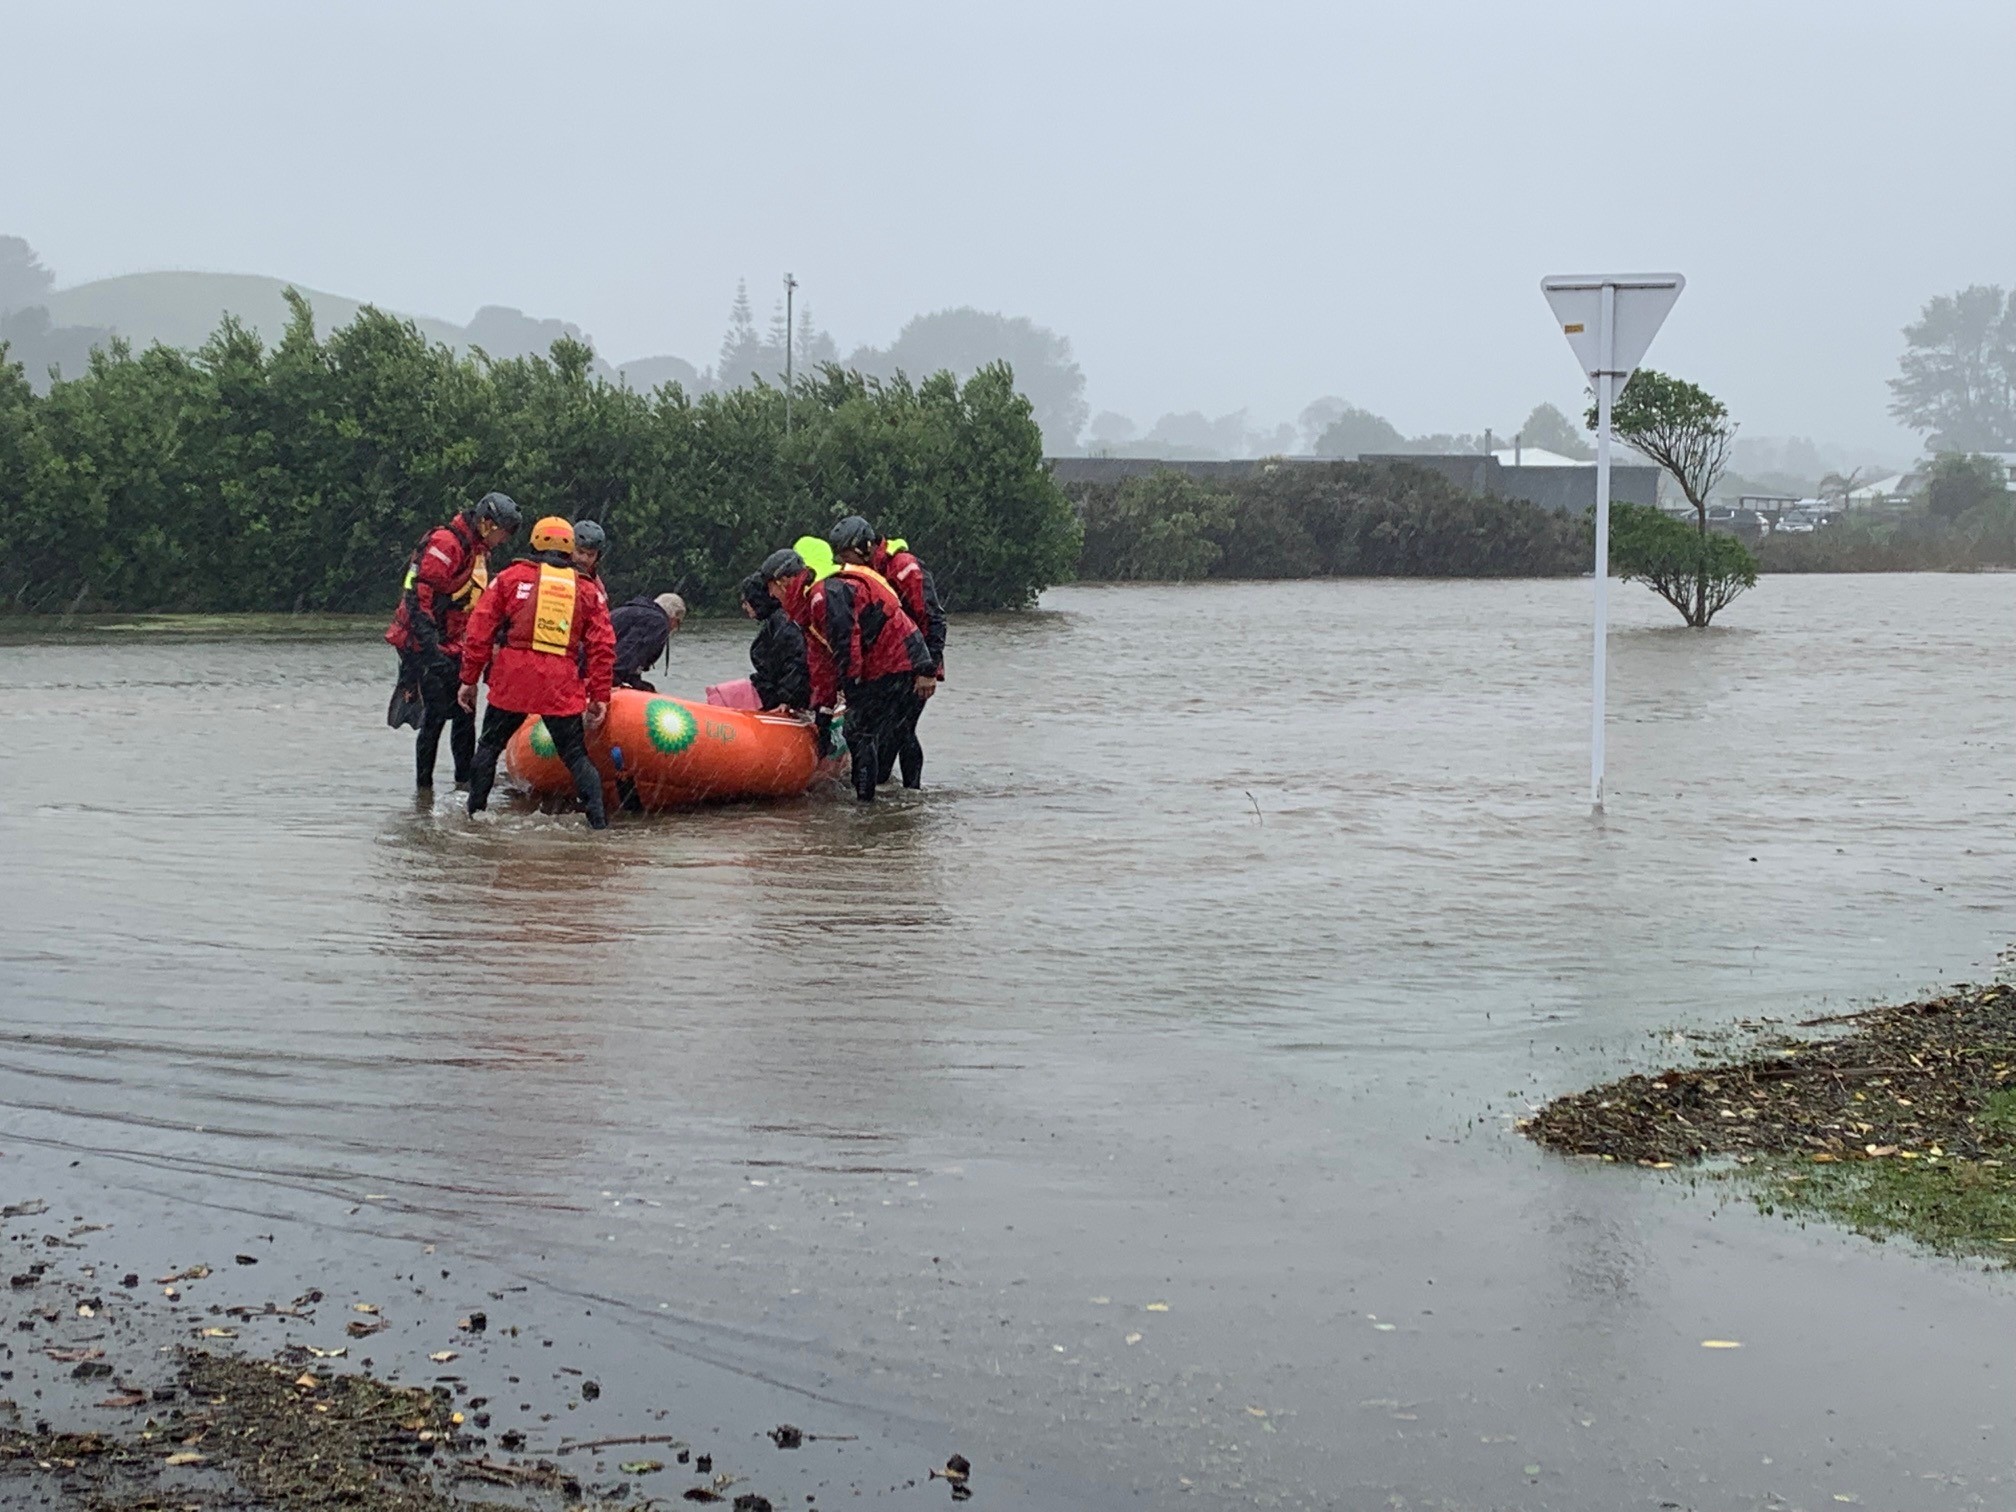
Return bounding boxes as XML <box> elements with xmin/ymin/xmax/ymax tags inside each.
<box><xmin>871</xmin><ymin>541</ymin><xmax>946</xmax><ymax>676</ymax></box>
<box><xmin>782</xmin><ymin>565</ymin><xmax>933</xmax><ymax>709</ymax></box>
<box><xmin>385</xmin><ymin>514</ymin><xmax>485</xmax><ymax>659</ymax></box>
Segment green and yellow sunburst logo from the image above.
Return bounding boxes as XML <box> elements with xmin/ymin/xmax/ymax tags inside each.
<box><xmin>644</xmin><ymin>698</ymin><xmax>698</xmax><ymax>754</ymax></box>
<box><xmin>528</xmin><ymin>718</ymin><xmax>556</xmax><ymax>758</ymax></box>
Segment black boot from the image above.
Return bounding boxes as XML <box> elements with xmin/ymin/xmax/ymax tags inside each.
<box><xmin>466</xmin><ymin>746</ymin><xmax>502</xmax><ymax>815</ymax></box>
<box><xmin>569</xmin><ymin>756</ymin><xmax>609</xmax><ymax>830</ymax></box>
<box><xmin>415</xmin><ymin>720</ymin><xmax>443</xmax><ymax>789</ymax></box>
<box><xmin>851</xmin><ymin>735</ymin><xmax>878</xmax><ymax>802</ymax></box>
<box><xmin>899</xmin><ymin>735</ymin><xmax>923</xmax><ymax>790</ymax></box>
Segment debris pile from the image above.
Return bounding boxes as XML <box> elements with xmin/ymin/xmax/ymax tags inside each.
<box><xmin>1524</xmin><ymin>983</ymin><xmax>2016</xmax><ymax>1167</ymax></box>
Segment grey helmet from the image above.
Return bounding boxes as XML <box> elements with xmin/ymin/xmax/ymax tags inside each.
<box><xmin>471</xmin><ymin>492</ymin><xmax>522</xmax><ymax>535</ymax></box>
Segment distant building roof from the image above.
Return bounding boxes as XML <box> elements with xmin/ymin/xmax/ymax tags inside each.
<box><xmin>1488</xmin><ymin>446</ymin><xmax>1589</xmax><ymax>468</ymax></box>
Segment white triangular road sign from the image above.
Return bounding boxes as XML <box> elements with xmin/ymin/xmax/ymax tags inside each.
<box><xmin>1541</xmin><ymin>273</ymin><xmax>1684</xmax><ymax>383</ymax></box>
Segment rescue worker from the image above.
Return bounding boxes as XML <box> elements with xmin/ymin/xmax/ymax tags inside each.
<box><xmin>608</xmin><ymin>592</ymin><xmax>686</xmax><ymax>692</ymax></box>
<box><xmin>570</xmin><ymin>518</ymin><xmax>613</xmax><ymax>682</ymax></box>
<box><xmin>571</xmin><ymin>518</ymin><xmax>609</xmax><ymax>594</ymax></box>
<box><xmin>761</xmin><ymin>545</ymin><xmax>934</xmax><ymax>802</ymax></box>
<box><xmin>739</xmin><ymin>572</ymin><xmax>810</xmax><ymax>711</ymax></box>
<box><xmin>384</xmin><ymin>491</ymin><xmax>522</xmax><ymax>789</ymax></box>
<box><xmin>845</xmin><ymin>516</ymin><xmax>948</xmax><ymax>789</ymax></box>
<box><xmin>457</xmin><ymin>516</ymin><xmax>617</xmax><ymax>830</ymax></box>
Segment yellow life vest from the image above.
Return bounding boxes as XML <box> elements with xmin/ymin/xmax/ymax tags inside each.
<box><xmin>530</xmin><ymin>563</ymin><xmax>577</xmax><ymax>656</ymax></box>
<box><xmin>835</xmin><ymin>562</ymin><xmax>896</xmax><ymax>593</ymax></box>
<box><xmin>453</xmin><ymin>556</ymin><xmax>489</xmax><ymax>609</ymax></box>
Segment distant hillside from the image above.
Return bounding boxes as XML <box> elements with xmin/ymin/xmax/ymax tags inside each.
<box><xmin>43</xmin><ymin>271</ymin><xmax>469</xmax><ymax>353</ymax></box>
<box><xmin>37</xmin><ymin>271</ymin><xmax>658</xmax><ymax>385</ymax></box>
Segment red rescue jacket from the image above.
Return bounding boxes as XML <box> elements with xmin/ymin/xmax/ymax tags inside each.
<box><xmin>385</xmin><ymin>515</ymin><xmax>488</xmax><ymax>658</ymax></box>
<box><xmin>781</xmin><ymin>565</ymin><xmax>932</xmax><ymax>708</ymax></box>
<box><xmin>870</xmin><ymin>541</ymin><xmax>946</xmax><ymax>676</ymax></box>
<box><xmin>458</xmin><ymin>554</ymin><xmax>616</xmax><ymax>717</ymax></box>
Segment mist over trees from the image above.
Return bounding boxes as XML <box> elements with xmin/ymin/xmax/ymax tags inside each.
<box><xmin>845</xmin><ymin>307</ymin><xmax>1087</xmax><ymax>453</ymax></box>
<box><xmin>1889</xmin><ymin>285</ymin><xmax>2016</xmax><ymax>452</ymax></box>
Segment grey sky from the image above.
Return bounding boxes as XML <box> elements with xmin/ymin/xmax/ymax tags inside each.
<box><xmin>4</xmin><ymin>0</ymin><xmax>2010</xmax><ymax>457</ymax></box>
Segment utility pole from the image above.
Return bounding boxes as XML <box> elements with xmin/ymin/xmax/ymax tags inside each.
<box><xmin>783</xmin><ymin>272</ymin><xmax>798</xmax><ymax>435</ymax></box>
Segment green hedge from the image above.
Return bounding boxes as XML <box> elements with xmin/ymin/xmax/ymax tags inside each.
<box><xmin>1070</xmin><ymin>462</ymin><xmax>1590</xmax><ymax>580</ymax></box>
<box><xmin>0</xmin><ymin>291</ymin><xmax>1080</xmax><ymax>615</ymax></box>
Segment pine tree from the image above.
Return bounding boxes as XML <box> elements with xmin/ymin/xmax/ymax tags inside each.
<box><xmin>717</xmin><ymin>279</ymin><xmax>762</xmax><ymax>388</ymax></box>
<box><xmin>796</xmin><ymin>304</ymin><xmax>839</xmax><ymax>369</ymax></box>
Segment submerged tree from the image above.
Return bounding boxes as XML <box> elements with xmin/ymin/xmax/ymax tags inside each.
<box><xmin>1606</xmin><ymin>503</ymin><xmax>1758</xmax><ymax>627</ymax></box>
<box><xmin>1590</xmin><ymin>369</ymin><xmax>1741</xmax><ymax>625</ymax></box>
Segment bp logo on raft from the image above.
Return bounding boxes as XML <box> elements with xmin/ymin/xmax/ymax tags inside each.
<box><xmin>644</xmin><ymin>699</ymin><xmax>698</xmax><ymax>755</ymax></box>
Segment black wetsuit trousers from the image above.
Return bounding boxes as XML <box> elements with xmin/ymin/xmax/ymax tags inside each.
<box><xmin>466</xmin><ymin>706</ymin><xmax>607</xmax><ymax>829</ymax></box>
<box><xmin>843</xmin><ymin>675</ymin><xmax>914</xmax><ymax>802</ymax></box>
<box><xmin>414</xmin><ymin>653</ymin><xmax>475</xmax><ymax>788</ymax></box>
<box><xmin>895</xmin><ymin>686</ymin><xmax>929</xmax><ymax>789</ymax></box>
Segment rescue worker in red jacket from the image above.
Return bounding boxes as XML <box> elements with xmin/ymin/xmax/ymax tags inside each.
<box><xmin>457</xmin><ymin>517</ymin><xmax>618</xmax><ymax>829</ymax></box>
<box><xmin>760</xmin><ymin>544</ymin><xmax>935</xmax><ymax>802</ymax></box>
<box><xmin>844</xmin><ymin>516</ymin><xmax>948</xmax><ymax>790</ymax></box>
<box><xmin>384</xmin><ymin>491</ymin><xmax>522</xmax><ymax>790</ymax></box>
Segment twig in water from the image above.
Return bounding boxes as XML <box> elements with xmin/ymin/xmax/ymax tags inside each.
<box><xmin>1245</xmin><ymin>790</ymin><xmax>1262</xmax><ymax>825</ymax></box>
<box><xmin>556</xmin><ymin>1431</ymin><xmax>688</xmax><ymax>1455</ymax></box>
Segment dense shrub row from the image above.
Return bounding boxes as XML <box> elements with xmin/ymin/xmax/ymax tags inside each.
<box><xmin>0</xmin><ymin>292</ymin><xmax>1080</xmax><ymax>614</ymax></box>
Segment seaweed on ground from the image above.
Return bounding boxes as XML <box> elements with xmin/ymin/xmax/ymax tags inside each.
<box><xmin>1522</xmin><ymin>982</ymin><xmax>2016</xmax><ymax>1260</ymax></box>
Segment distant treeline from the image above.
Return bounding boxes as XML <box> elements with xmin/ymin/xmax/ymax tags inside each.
<box><xmin>1069</xmin><ymin>465</ymin><xmax>1590</xmax><ymax>581</ymax></box>
<box><xmin>0</xmin><ymin>292</ymin><xmax>1080</xmax><ymax>615</ymax></box>
<box><xmin>0</xmin><ymin>297</ymin><xmax>1619</xmax><ymax>621</ymax></box>
<box><xmin>1755</xmin><ymin>513</ymin><xmax>2016</xmax><ymax>573</ymax></box>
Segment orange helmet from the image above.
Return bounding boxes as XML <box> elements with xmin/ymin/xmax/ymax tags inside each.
<box><xmin>530</xmin><ymin>517</ymin><xmax>574</xmax><ymax>554</ymax></box>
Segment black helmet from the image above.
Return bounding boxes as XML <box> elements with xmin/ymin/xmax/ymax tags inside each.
<box><xmin>471</xmin><ymin>492</ymin><xmax>522</xmax><ymax>534</ymax></box>
<box><xmin>739</xmin><ymin>571</ymin><xmax>777</xmax><ymax>611</ymax></box>
<box><xmin>572</xmin><ymin>518</ymin><xmax>606</xmax><ymax>553</ymax></box>
<box><xmin>759</xmin><ymin>547</ymin><xmax>807</xmax><ymax>582</ymax></box>
<box><xmin>828</xmin><ymin>515</ymin><xmax>875</xmax><ymax>554</ymax></box>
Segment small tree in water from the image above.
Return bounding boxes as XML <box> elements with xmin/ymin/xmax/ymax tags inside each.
<box><xmin>1605</xmin><ymin>503</ymin><xmax>1757</xmax><ymax>626</ymax></box>
<box><xmin>1589</xmin><ymin>369</ymin><xmax>1746</xmax><ymax>626</ymax></box>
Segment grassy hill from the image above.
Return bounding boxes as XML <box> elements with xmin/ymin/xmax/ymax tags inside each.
<box><xmin>43</xmin><ymin>271</ymin><xmax>468</xmax><ymax>353</ymax></box>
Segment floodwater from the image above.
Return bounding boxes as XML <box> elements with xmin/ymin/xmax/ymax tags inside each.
<box><xmin>2</xmin><ymin>574</ymin><xmax>2012</xmax><ymax>1510</ymax></box>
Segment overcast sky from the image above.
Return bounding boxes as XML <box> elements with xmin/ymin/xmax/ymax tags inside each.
<box><xmin>4</xmin><ymin>0</ymin><xmax>2010</xmax><ymax>457</ymax></box>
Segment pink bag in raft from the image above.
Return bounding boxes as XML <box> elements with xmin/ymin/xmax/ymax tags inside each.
<box><xmin>705</xmin><ymin>678</ymin><xmax>762</xmax><ymax>710</ymax></box>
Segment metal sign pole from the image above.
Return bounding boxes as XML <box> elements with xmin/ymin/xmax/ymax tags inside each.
<box><xmin>1540</xmin><ymin>271</ymin><xmax>1684</xmax><ymax>815</ymax></box>
<box><xmin>1590</xmin><ymin>283</ymin><xmax>1615</xmax><ymax>811</ymax></box>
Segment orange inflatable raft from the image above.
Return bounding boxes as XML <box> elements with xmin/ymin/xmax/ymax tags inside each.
<box><xmin>503</xmin><ymin>688</ymin><xmax>823</xmax><ymax>810</ymax></box>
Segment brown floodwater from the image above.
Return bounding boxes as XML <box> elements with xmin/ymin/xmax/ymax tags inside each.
<box><xmin>1</xmin><ymin>574</ymin><xmax>2012</xmax><ymax>1509</ymax></box>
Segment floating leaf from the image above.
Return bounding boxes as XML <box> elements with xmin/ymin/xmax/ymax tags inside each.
<box><xmin>1124</xmin><ymin>1333</ymin><xmax>1142</xmax><ymax>1345</ymax></box>
<box><xmin>352</xmin><ymin>1303</ymin><xmax>379</xmax><ymax>1315</ymax></box>
<box><xmin>1700</xmin><ymin>1340</ymin><xmax>1743</xmax><ymax>1349</ymax></box>
<box><xmin>1143</xmin><ymin>1302</ymin><xmax>1169</xmax><ymax>1312</ymax></box>
<box><xmin>165</xmin><ymin>1452</ymin><xmax>206</xmax><ymax>1467</ymax></box>
<box><xmin>198</xmin><ymin>1327</ymin><xmax>237</xmax><ymax>1339</ymax></box>
<box><xmin>304</xmin><ymin>1346</ymin><xmax>346</xmax><ymax>1359</ymax></box>
<box><xmin>1245</xmin><ymin>1407</ymin><xmax>1268</xmax><ymax>1418</ymax></box>
<box><xmin>427</xmin><ymin>1350</ymin><xmax>458</xmax><ymax>1363</ymax></box>
<box><xmin>621</xmin><ymin>1459</ymin><xmax>665</xmax><ymax>1474</ymax></box>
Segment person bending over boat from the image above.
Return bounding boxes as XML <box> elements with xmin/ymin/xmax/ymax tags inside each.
<box><xmin>837</xmin><ymin>516</ymin><xmax>947</xmax><ymax>790</ymax></box>
<box><xmin>457</xmin><ymin>517</ymin><xmax>617</xmax><ymax>829</ymax></box>
<box><xmin>761</xmin><ymin>546</ymin><xmax>935</xmax><ymax>802</ymax></box>
<box><xmin>385</xmin><ymin>491</ymin><xmax>522</xmax><ymax>790</ymax></box>
<box><xmin>739</xmin><ymin>572</ymin><xmax>810</xmax><ymax>711</ymax></box>
<box><xmin>608</xmin><ymin>592</ymin><xmax>686</xmax><ymax>693</ymax></box>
